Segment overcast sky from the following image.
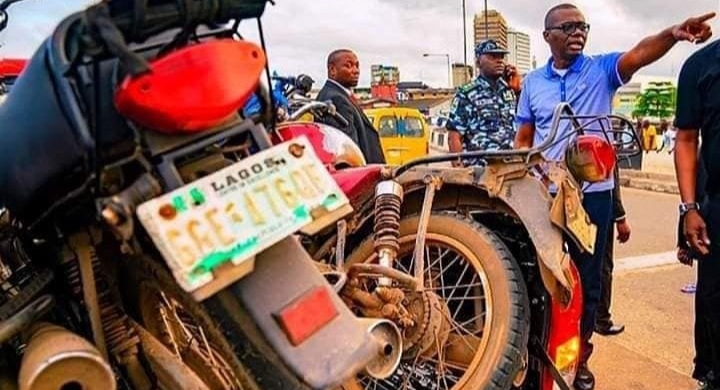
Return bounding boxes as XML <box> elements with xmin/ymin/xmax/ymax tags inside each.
<box><xmin>1</xmin><ymin>0</ymin><xmax>719</xmax><ymax>88</ymax></box>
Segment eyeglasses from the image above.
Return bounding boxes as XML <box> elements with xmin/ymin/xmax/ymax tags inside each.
<box><xmin>546</xmin><ymin>22</ymin><xmax>590</xmax><ymax>34</ymax></box>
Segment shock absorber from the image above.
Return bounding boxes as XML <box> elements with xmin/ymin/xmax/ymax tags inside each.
<box><xmin>373</xmin><ymin>180</ymin><xmax>404</xmax><ymax>286</ymax></box>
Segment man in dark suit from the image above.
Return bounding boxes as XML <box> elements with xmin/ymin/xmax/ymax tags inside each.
<box><xmin>316</xmin><ymin>49</ymin><xmax>385</xmax><ymax>164</ymax></box>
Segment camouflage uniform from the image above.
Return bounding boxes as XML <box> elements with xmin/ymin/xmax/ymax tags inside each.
<box><xmin>447</xmin><ymin>77</ymin><xmax>517</xmax><ymax>165</ymax></box>
<box><xmin>446</xmin><ymin>39</ymin><xmax>517</xmax><ymax>166</ymax></box>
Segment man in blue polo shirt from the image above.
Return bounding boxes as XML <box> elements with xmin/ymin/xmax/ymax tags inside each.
<box><xmin>514</xmin><ymin>4</ymin><xmax>714</xmax><ymax>390</ymax></box>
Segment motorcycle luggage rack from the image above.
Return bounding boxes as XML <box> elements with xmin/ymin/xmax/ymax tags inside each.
<box><xmin>149</xmin><ymin>118</ymin><xmax>272</xmax><ymax>191</ymax></box>
<box><xmin>392</xmin><ymin>103</ymin><xmax>642</xmax><ymax>178</ymax></box>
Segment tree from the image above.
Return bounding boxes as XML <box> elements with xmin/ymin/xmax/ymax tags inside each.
<box><xmin>632</xmin><ymin>81</ymin><xmax>676</xmax><ymax>120</ymax></box>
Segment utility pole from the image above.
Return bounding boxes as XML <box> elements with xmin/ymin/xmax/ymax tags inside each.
<box><xmin>484</xmin><ymin>0</ymin><xmax>489</xmax><ymax>39</ymax></box>
<box><xmin>462</xmin><ymin>0</ymin><xmax>467</xmax><ymax>69</ymax></box>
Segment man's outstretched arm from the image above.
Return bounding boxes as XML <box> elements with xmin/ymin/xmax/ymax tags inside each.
<box><xmin>617</xmin><ymin>12</ymin><xmax>714</xmax><ymax>82</ymax></box>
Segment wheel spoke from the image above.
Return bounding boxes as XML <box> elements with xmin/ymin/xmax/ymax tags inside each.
<box><xmin>355</xmin><ymin>235</ymin><xmax>494</xmax><ymax>390</ymax></box>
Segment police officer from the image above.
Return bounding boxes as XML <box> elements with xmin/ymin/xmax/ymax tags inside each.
<box><xmin>446</xmin><ymin>39</ymin><xmax>520</xmax><ymax>166</ymax></box>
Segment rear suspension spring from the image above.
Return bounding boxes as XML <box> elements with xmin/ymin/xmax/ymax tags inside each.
<box><xmin>373</xmin><ymin>181</ymin><xmax>404</xmax><ymax>282</ymax></box>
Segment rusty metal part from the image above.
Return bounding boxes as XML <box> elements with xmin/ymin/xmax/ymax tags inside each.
<box><xmin>68</xmin><ymin>233</ymin><xmax>108</xmax><ymax>360</ymax></box>
<box><xmin>547</xmin><ymin>164</ymin><xmax>597</xmax><ymax>255</ymax></box>
<box><xmin>357</xmin><ymin>318</ymin><xmax>403</xmax><ymax>380</ymax></box>
<box><xmin>17</xmin><ymin>322</ymin><xmax>116</xmax><ymax>390</ymax></box>
<box><xmin>342</xmin><ymin>281</ymin><xmax>414</xmax><ymax>328</ymax></box>
<box><xmin>483</xmin><ymin>158</ymin><xmax>535</xmax><ymax>198</ymax></box>
<box><xmin>402</xmin><ymin>291</ymin><xmax>450</xmax><ymax>360</ymax></box>
<box><xmin>335</xmin><ymin>219</ymin><xmax>348</xmax><ymax>271</ymax></box>
<box><xmin>445</xmin><ymin>333</ymin><xmax>481</xmax><ymax>368</ymax></box>
<box><xmin>98</xmin><ymin>173</ymin><xmax>163</xmax><ymax>244</ymax></box>
<box><xmin>395</xmin><ymin>164</ymin><xmax>578</xmax><ymax>306</ymax></box>
<box><xmin>132</xmin><ymin>321</ymin><xmax>211</xmax><ymax>390</ymax></box>
<box><xmin>62</xmin><ymin>234</ymin><xmax>152</xmax><ymax>389</ymax></box>
<box><xmin>139</xmin><ymin>284</ymin><xmax>241</xmax><ymax>389</ymax></box>
<box><xmin>0</xmin><ymin>295</ymin><xmax>53</xmax><ymax>345</ymax></box>
<box><xmin>482</xmin><ymin>170</ymin><xmax>575</xmax><ymax>306</ymax></box>
<box><xmin>411</xmin><ymin>175</ymin><xmax>442</xmax><ymax>291</ymax></box>
<box><xmin>323</xmin><ymin>271</ymin><xmax>348</xmax><ymax>293</ymax></box>
<box><xmin>347</xmin><ymin>263</ymin><xmax>418</xmax><ymax>290</ymax></box>
<box><xmin>373</xmin><ymin>180</ymin><xmax>403</xmax><ymax>286</ymax></box>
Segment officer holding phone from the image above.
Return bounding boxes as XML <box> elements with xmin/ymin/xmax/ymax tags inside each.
<box><xmin>446</xmin><ymin>39</ymin><xmax>522</xmax><ymax>167</ymax></box>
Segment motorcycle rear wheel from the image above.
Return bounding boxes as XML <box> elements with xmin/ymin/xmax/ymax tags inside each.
<box><xmin>344</xmin><ymin>212</ymin><xmax>530</xmax><ymax>390</ymax></box>
<box><xmin>120</xmin><ymin>255</ymin><xmax>260</xmax><ymax>390</ymax></box>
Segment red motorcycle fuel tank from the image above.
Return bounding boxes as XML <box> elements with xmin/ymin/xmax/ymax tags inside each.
<box><xmin>274</xmin><ymin>122</ymin><xmax>383</xmax><ymax>205</ymax></box>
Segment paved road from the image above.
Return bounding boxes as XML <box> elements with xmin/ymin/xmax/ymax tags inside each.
<box><xmin>593</xmin><ymin>264</ymin><xmax>698</xmax><ymax>390</ymax></box>
<box><xmin>639</xmin><ymin>150</ymin><xmax>675</xmax><ymax>175</ymax></box>
<box><xmin>614</xmin><ymin>187</ymin><xmax>679</xmax><ymax>259</ymax></box>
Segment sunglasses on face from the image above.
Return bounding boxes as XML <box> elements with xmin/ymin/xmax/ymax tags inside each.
<box><xmin>546</xmin><ymin>22</ymin><xmax>590</xmax><ymax>34</ymax></box>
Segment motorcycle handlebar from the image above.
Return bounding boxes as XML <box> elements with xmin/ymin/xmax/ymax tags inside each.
<box><xmin>0</xmin><ymin>0</ymin><xmax>24</xmax><ymax>12</ymax></box>
<box><xmin>89</xmin><ymin>0</ymin><xmax>269</xmax><ymax>46</ymax></box>
<box><xmin>288</xmin><ymin>100</ymin><xmax>350</xmax><ymax>128</ymax></box>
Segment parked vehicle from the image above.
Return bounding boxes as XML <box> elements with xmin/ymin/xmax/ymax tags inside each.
<box><xmin>0</xmin><ymin>1</ymin><xmax>401</xmax><ymax>389</ymax></box>
<box><xmin>0</xmin><ymin>58</ymin><xmax>25</xmax><ymax>101</ymax></box>
<box><xmin>365</xmin><ymin>106</ymin><xmax>431</xmax><ymax>166</ymax></box>
<box><xmin>277</xmin><ymin>102</ymin><xmax>641</xmax><ymax>390</ymax></box>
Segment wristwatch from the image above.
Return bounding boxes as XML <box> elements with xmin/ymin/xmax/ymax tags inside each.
<box><xmin>679</xmin><ymin>202</ymin><xmax>701</xmax><ymax>215</ymax></box>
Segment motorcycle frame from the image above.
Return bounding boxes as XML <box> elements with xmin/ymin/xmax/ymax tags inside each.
<box><xmin>309</xmin><ymin>103</ymin><xmax>640</xmax><ymax>388</ymax></box>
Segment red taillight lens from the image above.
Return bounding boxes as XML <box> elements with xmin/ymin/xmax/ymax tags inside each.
<box><xmin>542</xmin><ymin>261</ymin><xmax>583</xmax><ymax>390</ymax></box>
<box><xmin>274</xmin><ymin>286</ymin><xmax>339</xmax><ymax>346</ymax></box>
<box><xmin>565</xmin><ymin>135</ymin><xmax>616</xmax><ymax>183</ymax></box>
<box><xmin>114</xmin><ymin>39</ymin><xmax>266</xmax><ymax>134</ymax></box>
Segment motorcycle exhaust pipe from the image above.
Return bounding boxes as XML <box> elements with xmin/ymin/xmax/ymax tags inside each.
<box><xmin>359</xmin><ymin>318</ymin><xmax>403</xmax><ymax>380</ymax></box>
<box><xmin>18</xmin><ymin>323</ymin><xmax>116</xmax><ymax>390</ymax></box>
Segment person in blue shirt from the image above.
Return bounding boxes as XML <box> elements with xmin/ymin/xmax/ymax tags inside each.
<box><xmin>514</xmin><ymin>4</ymin><xmax>714</xmax><ymax>390</ymax></box>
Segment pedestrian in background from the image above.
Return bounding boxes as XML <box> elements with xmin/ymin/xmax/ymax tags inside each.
<box><xmin>316</xmin><ymin>49</ymin><xmax>385</xmax><ymax>164</ymax></box>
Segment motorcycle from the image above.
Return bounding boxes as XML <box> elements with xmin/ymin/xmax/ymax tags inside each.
<box><xmin>0</xmin><ymin>1</ymin><xmax>27</xmax><ymax>102</ymax></box>
<box><xmin>0</xmin><ymin>1</ymin><xmax>403</xmax><ymax>389</ymax></box>
<box><xmin>274</xmin><ymin>99</ymin><xmax>641</xmax><ymax>389</ymax></box>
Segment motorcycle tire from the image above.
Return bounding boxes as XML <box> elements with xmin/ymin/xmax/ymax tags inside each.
<box><xmin>119</xmin><ymin>255</ymin><xmax>263</xmax><ymax>390</ymax></box>
<box><xmin>345</xmin><ymin>212</ymin><xmax>530</xmax><ymax>390</ymax></box>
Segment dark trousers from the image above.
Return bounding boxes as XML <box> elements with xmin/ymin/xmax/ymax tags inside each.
<box><xmin>595</xmin><ymin>226</ymin><xmax>615</xmax><ymax>328</ymax></box>
<box><xmin>694</xmin><ymin>254</ymin><xmax>715</xmax><ymax>382</ymax></box>
<box><xmin>695</xmin><ymin>197</ymin><xmax>720</xmax><ymax>385</ymax></box>
<box><xmin>567</xmin><ymin>190</ymin><xmax>613</xmax><ymax>363</ymax></box>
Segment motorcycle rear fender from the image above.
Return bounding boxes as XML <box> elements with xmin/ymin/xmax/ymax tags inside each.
<box><xmin>396</xmin><ymin>161</ymin><xmax>592</xmax><ymax>307</ymax></box>
<box><xmin>228</xmin><ymin>237</ymin><xmax>380</xmax><ymax>389</ymax></box>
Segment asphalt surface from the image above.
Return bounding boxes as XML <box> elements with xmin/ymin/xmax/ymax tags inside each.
<box><xmin>592</xmin><ymin>264</ymin><xmax>698</xmax><ymax>390</ymax></box>
<box><xmin>613</xmin><ymin>187</ymin><xmax>680</xmax><ymax>259</ymax></box>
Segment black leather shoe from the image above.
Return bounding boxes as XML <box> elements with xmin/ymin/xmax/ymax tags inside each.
<box><xmin>594</xmin><ymin>322</ymin><xmax>625</xmax><ymax>336</ymax></box>
<box><xmin>574</xmin><ymin>364</ymin><xmax>595</xmax><ymax>390</ymax></box>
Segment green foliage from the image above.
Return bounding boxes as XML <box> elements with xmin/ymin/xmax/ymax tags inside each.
<box><xmin>632</xmin><ymin>81</ymin><xmax>676</xmax><ymax>119</ymax></box>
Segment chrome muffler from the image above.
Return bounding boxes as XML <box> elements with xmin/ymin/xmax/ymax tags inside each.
<box><xmin>359</xmin><ymin>318</ymin><xmax>403</xmax><ymax>380</ymax></box>
<box><xmin>18</xmin><ymin>323</ymin><xmax>115</xmax><ymax>390</ymax></box>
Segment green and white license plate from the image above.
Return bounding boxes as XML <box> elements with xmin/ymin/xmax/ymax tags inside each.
<box><xmin>137</xmin><ymin>136</ymin><xmax>350</xmax><ymax>293</ymax></box>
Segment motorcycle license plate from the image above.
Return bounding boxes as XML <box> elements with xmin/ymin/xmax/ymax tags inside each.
<box><xmin>137</xmin><ymin>136</ymin><xmax>350</xmax><ymax>293</ymax></box>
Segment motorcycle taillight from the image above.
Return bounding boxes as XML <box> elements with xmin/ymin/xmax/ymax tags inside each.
<box><xmin>565</xmin><ymin>135</ymin><xmax>616</xmax><ymax>183</ymax></box>
<box><xmin>542</xmin><ymin>261</ymin><xmax>583</xmax><ymax>390</ymax></box>
<box><xmin>114</xmin><ymin>39</ymin><xmax>266</xmax><ymax>134</ymax></box>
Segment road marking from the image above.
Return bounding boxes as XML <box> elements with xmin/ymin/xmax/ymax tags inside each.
<box><xmin>615</xmin><ymin>250</ymin><xmax>678</xmax><ymax>272</ymax></box>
